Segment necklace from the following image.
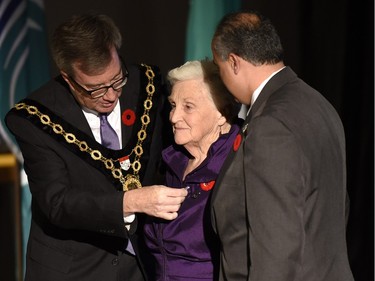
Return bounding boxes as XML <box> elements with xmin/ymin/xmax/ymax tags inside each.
<box><xmin>13</xmin><ymin>64</ymin><xmax>156</xmax><ymax>192</ymax></box>
<box><xmin>122</xmin><ymin>63</ymin><xmax>156</xmax><ymax>190</ymax></box>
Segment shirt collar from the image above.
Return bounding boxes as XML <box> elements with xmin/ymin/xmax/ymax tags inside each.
<box><xmin>247</xmin><ymin>66</ymin><xmax>286</xmax><ymax>115</ymax></box>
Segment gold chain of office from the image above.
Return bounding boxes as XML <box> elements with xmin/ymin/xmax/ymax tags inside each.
<box><xmin>14</xmin><ymin>64</ymin><xmax>156</xmax><ymax>192</ymax></box>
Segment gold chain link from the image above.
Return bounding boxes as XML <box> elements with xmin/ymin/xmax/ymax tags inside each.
<box><xmin>14</xmin><ymin>64</ymin><xmax>156</xmax><ymax>191</ymax></box>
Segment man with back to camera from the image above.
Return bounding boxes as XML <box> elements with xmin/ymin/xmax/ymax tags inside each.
<box><xmin>210</xmin><ymin>11</ymin><xmax>354</xmax><ymax>281</ymax></box>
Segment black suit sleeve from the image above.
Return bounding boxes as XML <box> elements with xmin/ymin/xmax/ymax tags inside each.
<box><xmin>6</xmin><ymin>112</ymin><xmax>129</xmax><ymax>238</ymax></box>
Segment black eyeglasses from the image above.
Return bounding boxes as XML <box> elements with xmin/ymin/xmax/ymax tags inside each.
<box><xmin>68</xmin><ymin>61</ymin><xmax>129</xmax><ymax>99</ymax></box>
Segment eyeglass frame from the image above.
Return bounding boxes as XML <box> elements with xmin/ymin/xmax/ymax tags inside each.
<box><xmin>67</xmin><ymin>57</ymin><xmax>129</xmax><ymax>99</ymax></box>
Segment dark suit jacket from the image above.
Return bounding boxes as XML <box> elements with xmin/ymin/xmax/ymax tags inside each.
<box><xmin>5</xmin><ymin>64</ymin><xmax>170</xmax><ymax>281</ymax></box>
<box><xmin>211</xmin><ymin>67</ymin><xmax>354</xmax><ymax>281</ymax></box>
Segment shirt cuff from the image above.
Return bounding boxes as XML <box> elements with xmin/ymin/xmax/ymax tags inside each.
<box><xmin>123</xmin><ymin>213</ymin><xmax>135</xmax><ymax>227</ymax></box>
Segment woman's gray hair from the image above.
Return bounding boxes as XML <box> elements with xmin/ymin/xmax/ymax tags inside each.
<box><xmin>167</xmin><ymin>59</ymin><xmax>240</xmax><ymax>124</ymax></box>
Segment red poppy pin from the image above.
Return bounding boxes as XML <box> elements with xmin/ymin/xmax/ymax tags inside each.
<box><xmin>233</xmin><ymin>133</ymin><xmax>242</xmax><ymax>151</ymax></box>
<box><xmin>200</xmin><ymin>180</ymin><xmax>215</xmax><ymax>191</ymax></box>
<box><xmin>122</xmin><ymin>109</ymin><xmax>136</xmax><ymax>126</ymax></box>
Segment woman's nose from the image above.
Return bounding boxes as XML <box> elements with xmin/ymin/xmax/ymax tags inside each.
<box><xmin>169</xmin><ymin>107</ymin><xmax>180</xmax><ymax>123</ymax></box>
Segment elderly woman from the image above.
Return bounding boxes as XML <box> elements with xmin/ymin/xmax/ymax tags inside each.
<box><xmin>143</xmin><ymin>60</ymin><xmax>242</xmax><ymax>280</ymax></box>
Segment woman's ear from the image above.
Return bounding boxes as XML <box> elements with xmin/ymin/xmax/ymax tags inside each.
<box><xmin>218</xmin><ymin>114</ymin><xmax>227</xmax><ymax>126</ymax></box>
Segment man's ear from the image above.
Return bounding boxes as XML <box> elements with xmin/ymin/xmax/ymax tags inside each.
<box><xmin>60</xmin><ymin>70</ymin><xmax>69</xmax><ymax>82</ymax></box>
<box><xmin>60</xmin><ymin>71</ymin><xmax>76</xmax><ymax>93</ymax></box>
<box><xmin>228</xmin><ymin>53</ymin><xmax>241</xmax><ymax>75</ymax></box>
<box><xmin>60</xmin><ymin>70</ymin><xmax>73</xmax><ymax>87</ymax></box>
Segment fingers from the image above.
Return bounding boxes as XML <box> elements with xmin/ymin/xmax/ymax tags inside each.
<box><xmin>157</xmin><ymin>187</ymin><xmax>187</xmax><ymax>204</ymax></box>
<box><xmin>161</xmin><ymin>211</ymin><xmax>178</xmax><ymax>220</ymax></box>
<box><xmin>146</xmin><ymin>186</ymin><xmax>187</xmax><ymax>219</ymax></box>
<box><xmin>164</xmin><ymin>186</ymin><xmax>189</xmax><ymax>198</ymax></box>
<box><xmin>123</xmin><ymin>185</ymin><xmax>188</xmax><ymax>220</ymax></box>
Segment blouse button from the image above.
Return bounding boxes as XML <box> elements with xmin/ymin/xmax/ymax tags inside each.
<box><xmin>191</xmin><ymin>190</ymin><xmax>201</xmax><ymax>199</ymax></box>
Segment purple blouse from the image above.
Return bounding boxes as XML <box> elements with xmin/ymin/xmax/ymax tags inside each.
<box><xmin>143</xmin><ymin>124</ymin><xmax>240</xmax><ymax>281</ymax></box>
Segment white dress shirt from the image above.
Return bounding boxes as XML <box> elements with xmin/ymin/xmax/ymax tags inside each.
<box><xmin>82</xmin><ymin>101</ymin><xmax>135</xmax><ymax>225</ymax></box>
<box><xmin>82</xmin><ymin>101</ymin><xmax>122</xmax><ymax>147</ymax></box>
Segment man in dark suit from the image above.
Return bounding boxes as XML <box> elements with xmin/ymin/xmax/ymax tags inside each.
<box><xmin>210</xmin><ymin>11</ymin><xmax>354</xmax><ymax>281</ymax></box>
<box><xmin>5</xmin><ymin>14</ymin><xmax>187</xmax><ymax>281</ymax></box>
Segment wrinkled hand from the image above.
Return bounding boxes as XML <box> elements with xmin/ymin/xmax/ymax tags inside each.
<box><xmin>123</xmin><ymin>185</ymin><xmax>188</xmax><ymax>220</ymax></box>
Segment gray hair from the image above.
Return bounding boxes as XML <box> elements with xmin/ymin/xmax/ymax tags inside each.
<box><xmin>167</xmin><ymin>59</ymin><xmax>240</xmax><ymax>124</ymax></box>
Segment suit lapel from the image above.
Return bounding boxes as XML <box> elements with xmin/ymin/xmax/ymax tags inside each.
<box><xmin>248</xmin><ymin>67</ymin><xmax>296</xmax><ymax>121</ymax></box>
<box><xmin>63</xmin><ymin>102</ymin><xmax>94</xmax><ymax>139</ymax></box>
<box><xmin>118</xmin><ymin>64</ymin><xmax>143</xmax><ymax>149</ymax></box>
<box><xmin>210</xmin><ymin>120</ymin><xmax>244</xmax><ymax>208</ymax></box>
<box><xmin>211</xmin><ymin>67</ymin><xmax>298</xmax><ymax>227</ymax></box>
<box><xmin>50</xmin><ymin>77</ymin><xmax>94</xmax><ymax>139</ymax></box>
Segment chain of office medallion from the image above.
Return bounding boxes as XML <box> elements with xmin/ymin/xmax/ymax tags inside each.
<box><xmin>14</xmin><ymin>64</ymin><xmax>155</xmax><ymax>191</ymax></box>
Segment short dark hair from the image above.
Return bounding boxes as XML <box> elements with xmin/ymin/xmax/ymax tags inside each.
<box><xmin>212</xmin><ymin>11</ymin><xmax>283</xmax><ymax>66</ymax></box>
<box><xmin>51</xmin><ymin>14</ymin><xmax>122</xmax><ymax>76</ymax></box>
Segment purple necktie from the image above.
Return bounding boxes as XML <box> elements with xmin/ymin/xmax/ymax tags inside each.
<box><xmin>100</xmin><ymin>114</ymin><xmax>135</xmax><ymax>254</ymax></box>
<box><xmin>100</xmin><ymin>114</ymin><xmax>120</xmax><ymax>150</ymax></box>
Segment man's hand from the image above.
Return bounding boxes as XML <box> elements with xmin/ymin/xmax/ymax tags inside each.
<box><xmin>123</xmin><ymin>185</ymin><xmax>188</xmax><ymax>220</ymax></box>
